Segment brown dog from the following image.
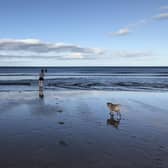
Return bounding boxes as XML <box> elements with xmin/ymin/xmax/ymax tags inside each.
<box><xmin>107</xmin><ymin>102</ymin><xmax>121</xmax><ymax>118</ymax></box>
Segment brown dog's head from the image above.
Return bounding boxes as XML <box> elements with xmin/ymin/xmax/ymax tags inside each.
<box><xmin>107</xmin><ymin>102</ymin><xmax>112</xmax><ymax>107</ymax></box>
<box><xmin>107</xmin><ymin>102</ymin><xmax>121</xmax><ymax>112</ymax></box>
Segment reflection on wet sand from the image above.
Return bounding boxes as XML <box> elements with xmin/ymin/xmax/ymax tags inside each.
<box><xmin>0</xmin><ymin>91</ymin><xmax>168</xmax><ymax>168</ymax></box>
<box><xmin>107</xmin><ymin>115</ymin><xmax>121</xmax><ymax>129</ymax></box>
<box><xmin>39</xmin><ymin>86</ymin><xmax>44</xmax><ymax>98</ymax></box>
<box><xmin>20</xmin><ymin>98</ymin><xmax>63</xmax><ymax>117</ymax></box>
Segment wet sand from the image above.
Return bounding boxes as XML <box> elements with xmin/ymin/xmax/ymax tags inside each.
<box><xmin>0</xmin><ymin>90</ymin><xmax>168</xmax><ymax>168</ymax></box>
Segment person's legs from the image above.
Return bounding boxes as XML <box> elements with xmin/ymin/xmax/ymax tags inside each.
<box><xmin>39</xmin><ymin>80</ymin><xmax>43</xmax><ymax>88</ymax></box>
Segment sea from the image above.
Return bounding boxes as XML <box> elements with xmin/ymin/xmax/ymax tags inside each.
<box><xmin>0</xmin><ymin>67</ymin><xmax>168</xmax><ymax>92</ymax></box>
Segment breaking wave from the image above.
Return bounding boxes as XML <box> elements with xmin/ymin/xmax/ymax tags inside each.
<box><xmin>0</xmin><ymin>75</ymin><xmax>168</xmax><ymax>91</ymax></box>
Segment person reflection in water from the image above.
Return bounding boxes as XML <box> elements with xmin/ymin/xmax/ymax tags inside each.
<box><xmin>39</xmin><ymin>69</ymin><xmax>45</xmax><ymax>98</ymax></box>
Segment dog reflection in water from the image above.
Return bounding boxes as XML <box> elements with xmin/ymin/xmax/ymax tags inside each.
<box><xmin>107</xmin><ymin>116</ymin><xmax>120</xmax><ymax>128</ymax></box>
<box><xmin>107</xmin><ymin>102</ymin><xmax>121</xmax><ymax>119</ymax></box>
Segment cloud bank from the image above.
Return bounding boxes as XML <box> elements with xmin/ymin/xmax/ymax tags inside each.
<box><xmin>0</xmin><ymin>39</ymin><xmax>104</xmax><ymax>60</ymax></box>
<box><xmin>0</xmin><ymin>38</ymin><xmax>154</xmax><ymax>66</ymax></box>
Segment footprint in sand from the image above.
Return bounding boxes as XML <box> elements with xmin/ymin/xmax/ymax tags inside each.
<box><xmin>58</xmin><ymin>121</ymin><xmax>64</xmax><ymax>125</ymax></box>
<box><xmin>59</xmin><ymin>140</ymin><xmax>68</xmax><ymax>147</ymax></box>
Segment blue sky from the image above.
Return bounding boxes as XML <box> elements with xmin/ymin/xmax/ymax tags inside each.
<box><xmin>0</xmin><ymin>0</ymin><xmax>168</xmax><ymax>66</ymax></box>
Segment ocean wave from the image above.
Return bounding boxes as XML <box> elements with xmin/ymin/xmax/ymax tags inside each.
<box><xmin>0</xmin><ymin>77</ymin><xmax>168</xmax><ymax>91</ymax></box>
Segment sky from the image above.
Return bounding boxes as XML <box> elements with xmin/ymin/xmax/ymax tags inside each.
<box><xmin>0</xmin><ymin>0</ymin><xmax>168</xmax><ymax>66</ymax></box>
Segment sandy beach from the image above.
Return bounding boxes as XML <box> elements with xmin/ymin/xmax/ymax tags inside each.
<box><xmin>0</xmin><ymin>0</ymin><xmax>168</xmax><ymax>167</ymax></box>
<box><xmin>0</xmin><ymin>90</ymin><xmax>168</xmax><ymax>168</ymax></box>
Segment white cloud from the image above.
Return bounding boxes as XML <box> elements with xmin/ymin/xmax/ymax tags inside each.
<box><xmin>0</xmin><ymin>39</ymin><xmax>104</xmax><ymax>60</ymax></box>
<box><xmin>111</xmin><ymin>50</ymin><xmax>152</xmax><ymax>58</ymax></box>
<box><xmin>110</xmin><ymin>28</ymin><xmax>130</xmax><ymax>36</ymax></box>
<box><xmin>127</xmin><ymin>19</ymin><xmax>147</xmax><ymax>28</ymax></box>
<box><xmin>153</xmin><ymin>13</ymin><xmax>168</xmax><ymax>20</ymax></box>
<box><xmin>65</xmin><ymin>53</ymin><xmax>85</xmax><ymax>59</ymax></box>
<box><xmin>160</xmin><ymin>5</ymin><xmax>168</xmax><ymax>10</ymax></box>
<box><xmin>110</xmin><ymin>19</ymin><xmax>147</xmax><ymax>37</ymax></box>
<box><xmin>0</xmin><ymin>39</ymin><xmax>158</xmax><ymax>66</ymax></box>
<box><xmin>109</xmin><ymin>5</ymin><xmax>168</xmax><ymax>37</ymax></box>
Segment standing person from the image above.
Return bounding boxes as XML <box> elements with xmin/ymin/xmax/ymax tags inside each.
<box><xmin>39</xmin><ymin>69</ymin><xmax>45</xmax><ymax>98</ymax></box>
